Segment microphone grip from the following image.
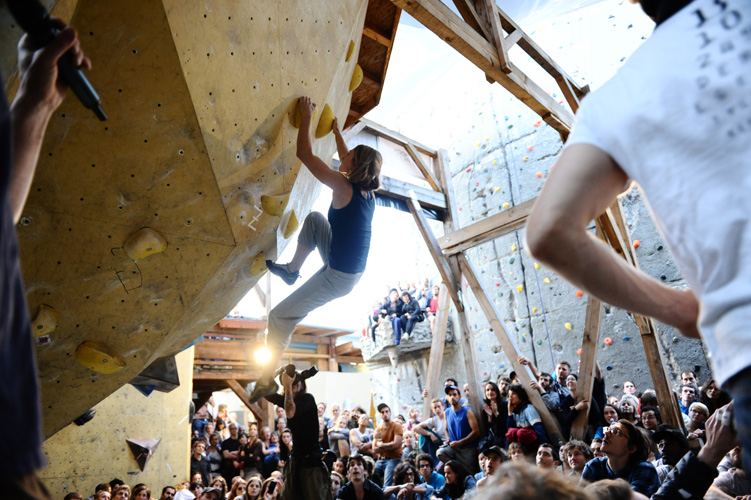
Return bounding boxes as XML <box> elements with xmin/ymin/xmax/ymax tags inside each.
<box><xmin>57</xmin><ymin>50</ymin><xmax>107</xmax><ymax>121</ymax></box>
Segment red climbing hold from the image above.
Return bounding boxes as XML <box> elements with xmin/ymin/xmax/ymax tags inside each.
<box><xmin>475</xmin><ymin>182</ymin><xmax>479</xmax><ymax>187</ymax></box>
<box><xmin>604</xmin><ymin>337</ymin><xmax>613</xmax><ymax>345</ymax></box>
<box><xmin>495</xmin><ymin>283</ymin><xmax>500</xmax><ymax>287</ymax></box>
<box><xmin>575</xmin><ymin>290</ymin><xmax>583</xmax><ymax>297</ymax></box>
<box><xmin>527</xmin><ymin>145</ymin><xmax>534</xmax><ymax>151</ymax></box>
<box><xmin>577</xmin><ymin>348</ymin><xmax>582</xmax><ymax>356</ymax></box>
<box><xmin>633</xmin><ymin>239</ymin><xmax>640</xmax><ymax>249</ymax></box>
<box><xmin>465</xmin><ymin>167</ymin><xmax>472</xmax><ymax>173</ymax></box>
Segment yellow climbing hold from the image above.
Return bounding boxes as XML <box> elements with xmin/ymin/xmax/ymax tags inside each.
<box><xmin>250</xmin><ymin>252</ymin><xmax>267</xmax><ymax>276</ymax></box>
<box><xmin>476</xmin><ymin>142</ymin><xmax>481</xmax><ymax>147</ymax></box>
<box><xmin>291</xmin><ymin>98</ymin><xmax>318</xmax><ymax>128</ymax></box>
<box><xmin>511</xmin><ymin>244</ymin><xmax>517</xmax><ymax>251</ymax></box>
<box><xmin>346</xmin><ymin>40</ymin><xmax>355</xmax><ymax>62</ymax></box>
<box><xmin>534</xmin><ymin>262</ymin><xmax>540</xmax><ymax>270</ymax></box>
<box><xmin>315</xmin><ymin>104</ymin><xmax>335</xmax><ymax>138</ymax></box>
<box><xmin>31</xmin><ymin>304</ymin><xmax>59</xmax><ymax>337</ymax></box>
<box><xmin>261</xmin><ymin>193</ymin><xmax>290</xmax><ymax>216</ymax></box>
<box><xmin>516</xmin><ymin>285</ymin><xmax>523</xmax><ymax>293</ymax></box>
<box><xmin>502</xmin><ymin>202</ymin><xmax>510</xmax><ymax>208</ymax></box>
<box><xmin>565</xmin><ymin>323</ymin><xmax>573</xmax><ymax>331</ymax></box>
<box><xmin>75</xmin><ymin>341</ymin><xmax>126</xmax><ymax>374</ymax></box>
<box><xmin>283</xmin><ymin>211</ymin><xmax>299</xmax><ymax>239</ymax></box>
<box><xmin>532</xmin><ymin>307</ymin><xmax>538</xmax><ymax>313</ymax></box>
<box><xmin>492</xmin><ymin>160</ymin><xmax>497</xmax><ymax>165</ymax></box>
<box><xmin>544</xmin><ymin>277</ymin><xmax>551</xmax><ymax>284</ymax></box>
<box><xmin>523</xmin><ymin>156</ymin><xmax>529</xmax><ymax>161</ymax></box>
<box><xmin>493</xmin><ymin>187</ymin><xmax>501</xmax><ymax>193</ymax></box>
<box><xmin>124</xmin><ymin>228</ymin><xmax>167</xmax><ymax>261</ymax></box>
<box><xmin>349</xmin><ymin>64</ymin><xmax>363</xmax><ymax>92</ymax></box>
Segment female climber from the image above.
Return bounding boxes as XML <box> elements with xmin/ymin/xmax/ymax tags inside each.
<box><xmin>249</xmin><ymin>96</ymin><xmax>382</xmax><ymax>402</ymax></box>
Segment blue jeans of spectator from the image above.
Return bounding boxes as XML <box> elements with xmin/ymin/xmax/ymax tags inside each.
<box><xmin>725</xmin><ymin>366</ymin><xmax>751</xmax><ymax>478</ymax></box>
<box><xmin>390</xmin><ymin>317</ymin><xmax>402</xmax><ymax>344</ymax></box>
<box><xmin>375</xmin><ymin>457</ymin><xmax>400</xmax><ymax>487</ymax></box>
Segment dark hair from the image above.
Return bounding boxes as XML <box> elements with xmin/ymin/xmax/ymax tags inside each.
<box><xmin>393</xmin><ymin>462</ymin><xmax>419</xmax><ymax>486</ymax></box>
<box><xmin>416</xmin><ymin>453</ymin><xmax>434</xmax><ymax>469</ymax></box>
<box><xmin>95</xmin><ymin>484</ymin><xmax>111</xmax><ymax>494</ymax></box>
<box><xmin>109</xmin><ymin>479</ymin><xmax>124</xmax><ymax>489</ymax></box>
<box><xmin>347</xmin><ymin>145</ymin><xmax>382</xmax><ymax>190</ymax></box>
<box><xmin>640</xmin><ymin>389</ymin><xmax>658</xmax><ymax>408</ymax></box>
<box><xmin>567</xmin><ymin>373</ymin><xmax>579</xmax><ymax>380</ymax></box>
<box><xmin>680</xmin><ymin>383</ymin><xmax>698</xmax><ymax>397</ymax></box>
<box><xmin>64</xmin><ymin>494</ymin><xmax>83</xmax><ymax>500</ymax></box>
<box><xmin>508</xmin><ymin>383</ymin><xmax>530</xmax><ymax>405</ymax></box>
<box><xmin>539</xmin><ymin>372</ymin><xmax>553</xmax><ymax>381</ymax></box>
<box><xmin>638</xmin><ymin>0</ymin><xmax>694</xmax><ymax>24</ymax></box>
<box><xmin>443</xmin><ymin>460</ymin><xmax>471</xmax><ymax>498</ymax></box>
<box><xmin>619</xmin><ymin>419</ymin><xmax>649</xmax><ymax>463</ymax></box>
<box><xmin>640</xmin><ymin>406</ymin><xmax>662</xmax><ymax>424</ymax></box>
<box><xmin>484</xmin><ymin>382</ymin><xmax>504</xmax><ymax>408</ymax></box>
<box><xmin>162</xmin><ymin>486</ymin><xmax>176</xmax><ymax>495</ymax></box>
<box><xmin>603</xmin><ymin>404</ymin><xmax>621</xmax><ymax>421</ymax></box>
<box><xmin>445</xmin><ymin>378</ymin><xmax>458</xmax><ymax>386</ymax></box>
<box><xmin>567</xmin><ymin>439</ymin><xmax>594</xmax><ymax>462</ymax></box>
<box><xmin>557</xmin><ymin>361</ymin><xmax>572</xmax><ymax>370</ymax></box>
<box><xmin>700</xmin><ymin>379</ymin><xmax>732</xmax><ymax>414</ymax></box>
<box><xmin>133</xmin><ymin>485</ymin><xmax>151</xmax><ymax>499</ymax></box>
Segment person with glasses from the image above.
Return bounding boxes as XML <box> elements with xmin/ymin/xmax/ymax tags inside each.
<box><xmin>580</xmin><ymin>420</ymin><xmax>660</xmax><ymax>497</ymax></box>
<box><xmin>415</xmin><ymin>453</ymin><xmax>444</xmax><ymax>491</ymax></box>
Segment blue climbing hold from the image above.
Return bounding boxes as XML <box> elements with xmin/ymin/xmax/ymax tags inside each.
<box><xmin>499</xmin><ymin>363</ymin><xmax>505</xmax><ymax>369</ymax></box>
<box><xmin>474</xmin><ymin>324</ymin><xmax>478</xmax><ymax>329</ymax></box>
<box><xmin>623</xmin><ymin>336</ymin><xmax>632</xmax><ymax>341</ymax></box>
<box><xmin>478</xmin><ymin>346</ymin><xmax>483</xmax><ymax>351</ymax></box>
<box><xmin>606</xmin><ymin>365</ymin><xmax>613</xmax><ymax>371</ymax></box>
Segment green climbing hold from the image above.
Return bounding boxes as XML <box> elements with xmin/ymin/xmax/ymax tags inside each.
<box><xmin>508</xmin><ymin>124</ymin><xmax>514</xmax><ymax>129</ymax></box>
<box><xmin>536</xmin><ymin>339</ymin><xmax>543</xmax><ymax>345</ymax></box>
<box><xmin>510</xmin><ymin>257</ymin><xmax>515</xmax><ymax>264</ymax></box>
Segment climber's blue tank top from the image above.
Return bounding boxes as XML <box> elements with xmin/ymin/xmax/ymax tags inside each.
<box><xmin>327</xmin><ymin>183</ymin><xmax>375</xmax><ymax>274</ymax></box>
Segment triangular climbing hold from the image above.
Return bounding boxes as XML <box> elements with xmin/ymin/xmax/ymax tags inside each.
<box><xmin>126</xmin><ymin>438</ymin><xmax>161</xmax><ymax>471</ymax></box>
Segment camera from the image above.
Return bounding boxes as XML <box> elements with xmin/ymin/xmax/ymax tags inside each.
<box><xmin>275</xmin><ymin>363</ymin><xmax>319</xmax><ymax>384</ymax></box>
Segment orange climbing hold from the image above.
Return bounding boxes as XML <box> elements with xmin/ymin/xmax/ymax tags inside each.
<box><xmin>577</xmin><ymin>348</ymin><xmax>582</xmax><ymax>356</ymax></box>
<box><xmin>533</xmin><ymin>120</ymin><xmax>542</xmax><ymax>127</ymax></box>
<box><xmin>527</xmin><ymin>145</ymin><xmax>534</xmax><ymax>151</ymax></box>
<box><xmin>604</xmin><ymin>337</ymin><xmax>613</xmax><ymax>345</ymax></box>
<box><xmin>535</xmin><ymin>172</ymin><xmax>542</xmax><ymax>178</ymax></box>
<box><xmin>633</xmin><ymin>239</ymin><xmax>640</xmax><ymax>249</ymax></box>
<box><xmin>575</xmin><ymin>290</ymin><xmax>584</xmax><ymax>297</ymax></box>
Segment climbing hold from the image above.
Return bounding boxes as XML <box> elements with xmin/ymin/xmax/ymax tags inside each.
<box><xmin>475</xmin><ymin>182</ymin><xmax>479</xmax><ymax>187</ymax></box>
<box><xmin>564</xmin><ymin>322</ymin><xmax>572</xmax><ymax>331</ymax></box>
<box><xmin>535</xmin><ymin>172</ymin><xmax>543</xmax><ymax>178</ymax></box>
<box><xmin>533</xmin><ymin>120</ymin><xmax>542</xmax><ymax>127</ymax></box>
<box><xmin>250</xmin><ymin>252</ymin><xmax>267</xmax><ymax>275</ymax></box>
<box><xmin>315</xmin><ymin>104</ymin><xmax>335</xmax><ymax>138</ymax></box>
<box><xmin>606</xmin><ymin>365</ymin><xmax>613</xmax><ymax>371</ymax></box>
<box><xmin>532</xmin><ymin>307</ymin><xmax>537</xmax><ymax>313</ymax></box>
<box><xmin>544</xmin><ymin>277</ymin><xmax>551</xmax><ymax>284</ymax></box>
<box><xmin>536</xmin><ymin>339</ymin><xmax>542</xmax><ymax>345</ymax></box>
<box><xmin>575</xmin><ymin>290</ymin><xmax>584</xmax><ymax>297</ymax></box>
<box><xmin>527</xmin><ymin>145</ymin><xmax>534</xmax><ymax>151</ymax></box>
<box><xmin>493</xmin><ymin>187</ymin><xmax>500</xmax><ymax>193</ymax></box>
<box><xmin>466</xmin><ymin>167</ymin><xmax>472</xmax><ymax>173</ymax></box>
<box><xmin>492</xmin><ymin>160</ymin><xmax>497</xmax><ymax>165</ymax></box>
<box><xmin>292</xmin><ymin>98</ymin><xmax>318</xmax><ymax>128</ymax></box>
<box><xmin>499</xmin><ymin>363</ymin><xmax>505</xmax><ymax>369</ymax></box>
<box><xmin>550</xmin><ymin>164</ymin><xmax>555</xmax><ymax>169</ymax></box>
<box><xmin>516</xmin><ymin>285</ymin><xmax>523</xmax><ymax>293</ymax></box>
<box><xmin>349</xmin><ymin>64</ymin><xmax>363</xmax><ymax>92</ymax></box>
<box><xmin>523</xmin><ymin>156</ymin><xmax>529</xmax><ymax>162</ymax></box>
<box><xmin>633</xmin><ymin>239</ymin><xmax>640</xmax><ymax>249</ymax></box>
<box><xmin>509</xmin><ymin>257</ymin><xmax>515</xmax><ymax>265</ymax></box>
<box><xmin>502</xmin><ymin>202</ymin><xmax>510</xmax><ymax>208</ymax></box>
<box><xmin>521</xmin><ymin>336</ymin><xmax>526</xmax><ymax>342</ymax></box>
<box><xmin>577</xmin><ymin>348</ymin><xmax>582</xmax><ymax>356</ymax></box>
<box><xmin>476</xmin><ymin>142</ymin><xmax>481</xmax><ymax>147</ymax></box>
<box><xmin>345</xmin><ymin>40</ymin><xmax>355</xmax><ymax>62</ymax></box>
<box><xmin>261</xmin><ymin>193</ymin><xmax>290</xmax><ymax>216</ymax></box>
<box><xmin>509</xmin><ymin>272</ymin><xmax>514</xmax><ymax>276</ymax></box>
<box><xmin>75</xmin><ymin>341</ymin><xmax>126</xmax><ymax>374</ymax></box>
<box><xmin>474</xmin><ymin>324</ymin><xmax>478</xmax><ymax>329</ymax></box>
<box><xmin>478</xmin><ymin>346</ymin><xmax>483</xmax><ymax>351</ymax></box>
<box><xmin>623</xmin><ymin>336</ymin><xmax>632</xmax><ymax>341</ymax></box>
<box><xmin>604</xmin><ymin>337</ymin><xmax>613</xmax><ymax>345</ymax></box>
<box><xmin>511</xmin><ymin>244</ymin><xmax>517</xmax><ymax>251</ymax></box>
<box><xmin>495</xmin><ymin>283</ymin><xmax>500</xmax><ymax>287</ymax></box>
<box><xmin>283</xmin><ymin>211</ymin><xmax>299</xmax><ymax>239</ymax></box>
<box><xmin>123</xmin><ymin>228</ymin><xmax>167</xmax><ymax>261</ymax></box>
<box><xmin>31</xmin><ymin>304</ymin><xmax>60</xmax><ymax>337</ymax></box>
<box><xmin>534</xmin><ymin>262</ymin><xmax>540</xmax><ymax>270</ymax></box>
<box><xmin>483</xmin><ymin>371</ymin><xmax>488</xmax><ymax>376</ymax></box>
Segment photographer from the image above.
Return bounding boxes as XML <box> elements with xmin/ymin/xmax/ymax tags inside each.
<box><xmin>262</xmin><ymin>365</ymin><xmax>332</xmax><ymax>500</ymax></box>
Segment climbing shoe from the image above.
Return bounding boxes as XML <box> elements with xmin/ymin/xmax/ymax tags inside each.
<box><xmin>266</xmin><ymin>260</ymin><xmax>300</xmax><ymax>285</ymax></box>
<box><xmin>249</xmin><ymin>378</ymin><xmax>279</xmax><ymax>403</ymax></box>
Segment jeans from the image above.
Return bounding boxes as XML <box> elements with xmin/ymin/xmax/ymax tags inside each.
<box><xmin>375</xmin><ymin>457</ymin><xmax>400</xmax><ymax>487</ymax></box>
<box><xmin>725</xmin><ymin>366</ymin><xmax>751</xmax><ymax>478</ymax></box>
<box><xmin>390</xmin><ymin>317</ymin><xmax>402</xmax><ymax>344</ymax></box>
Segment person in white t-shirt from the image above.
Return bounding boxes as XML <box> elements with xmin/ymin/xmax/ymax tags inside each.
<box><xmin>525</xmin><ymin>0</ymin><xmax>749</xmax><ymax>477</ymax></box>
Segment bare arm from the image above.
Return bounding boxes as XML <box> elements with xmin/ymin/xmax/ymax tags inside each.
<box><xmin>518</xmin><ymin>356</ymin><xmax>540</xmax><ymax>380</ymax></box>
<box><xmin>450</xmin><ymin>410</ymin><xmax>479</xmax><ymax>448</ymax></box>
<box><xmin>281</xmin><ymin>373</ymin><xmax>296</xmax><ymax>418</ymax></box>
<box><xmin>332</xmin><ymin>117</ymin><xmax>349</xmax><ymax>159</ymax></box>
<box><xmin>11</xmin><ymin>24</ymin><xmax>91</xmax><ymax>223</ymax></box>
<box><xmin>526</xmin><ymin>144</ymin><xmax>700</xmax><ymax>338</ymax></box>
<box><xmin>295</xmin><ymin>97</ymin><xmax>352</xmax><ymax>201</ymax></box>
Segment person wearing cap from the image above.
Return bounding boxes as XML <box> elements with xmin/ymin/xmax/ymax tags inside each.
<box><xmin>264</xmin><ymin>368</ymin><xmax>332</xmax><ymax>500</ymax></box>
<box><xmin>373</xmin><ymin>403</ymin><xmax>403</xmax><ymax>487</ymax></box>
<box><xmin>651</xmin><ymin>424</ymin><xmax>690</xmax><ymax>483</ymax></box>
<box><xmin>436</xmin><ymin>385</ymin><xmax>480</xmax><ymax>475</ymax></box>
<box><xmin>198</xmin><ymin>487</ymin><xmax>221</xmax><ymax>500</ymax></box>
<box><xmin>337</xmin><ymin>454</ymin><xmax>386</xmax><ymax>500</ymax></box>
<box><xmin>580</xmin><ymin>420</ymin><xmax>660</xmax><ymax>497</ymax></box>
<box><xmin>476</xmin><ymin>445</ymin><xmax>506</xmax><ymax>488</ymax></box>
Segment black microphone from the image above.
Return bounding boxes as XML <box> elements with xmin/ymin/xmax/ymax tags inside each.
<box><xmin>7</xmin><ymin>0</ymin><xmax>107</xmax><ymax>121</ymax></box>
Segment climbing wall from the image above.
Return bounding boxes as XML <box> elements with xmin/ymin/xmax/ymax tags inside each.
<box><xmin>1</xmin><ymin>0</ymin><xmax>369</xmax><ymax>437</ymax></box>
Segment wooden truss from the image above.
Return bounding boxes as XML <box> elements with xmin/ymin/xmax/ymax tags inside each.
<box><xmin>362</xmin><ymin>0</ymin><xmax>682</xmax><ymax>437</ymax></box>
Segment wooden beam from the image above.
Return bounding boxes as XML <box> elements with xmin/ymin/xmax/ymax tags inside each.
<box><xmin>193</xmin><ymin>371</ymin><xmax>260</xmax><ymax>380</ymax></box>
<box><xmin>405</xmin><ymin>143</ymin><xmax>441</xmax><ymax>192</ymax></box>
<box><xmin>388</xmin><ymin>0</ymin><xmax>574</xmax><ymax>134</ymax></box>
<box><xmin>226</xmin><ymin>379</ymin><xmax>264</xmax><ymax>424</ymax></box>
<box><xmin>335</xmin><ymin>342</ymin><xmax>356</xmax><ymax>356</ymax></box>
<box><xmin>360</xmin><ymin>118</ymin><xmax>437</xmax><ymax>157</ymax></box>
<box><xmin>570</xmin><ymin>294</ymin><xmax>602</xmax><ymax>440</ymax></box>
<box><xmin>457</xmin><ymin>253</ymin><xmax>563</xmax><ymax>443</ymax></box>
<box><xmin>450</xmin><ymin>0</ymin><xmax>492</xmax><ymax>42</ymax></box>
<box><xmin>440</xmin><ymin>198</ymin><xmax>536</xmax><ymax>255</ymax></box>
<box><xmin>378</xmin><ymin>176</ymin><xmax>447</xmax><ymax>211</ymax></box>
<box><xmin>406</xmin><ymin>194</ymin><xmax>464</xmax><ymax>312</ymax></box>
<box><xmin>253</xmin><ymin>284</ymin><xmax>266</xmax><ymax>307</ymax></box>
<box><xmin>477</xmin><ymin>0</ymin><xmax>511</xmax><ymax>73</ymax></box>
<box><xmin>343</xmin><ymin>121</ymin><xmax>367</xmax><ymax>142</ymax></box>
<box><xmin>363</xmin><ymin>25</ymin><xmax>392</xmax><ymax>46</ymax></box>
<box><xmin>422</xmin><ymin>284</ymin><xmax>451</xmax><ymax>419</ymax></box>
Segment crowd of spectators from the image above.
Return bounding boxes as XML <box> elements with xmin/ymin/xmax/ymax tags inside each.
<box><xmin>60</xmin><ymin>364</ymin><xmax>745</xmax><ymax>500</ymax></box>
<box><xmin>368</xmin><ymin>279</ymin><xmax>443</xmax><ymax>345</ymax></box>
